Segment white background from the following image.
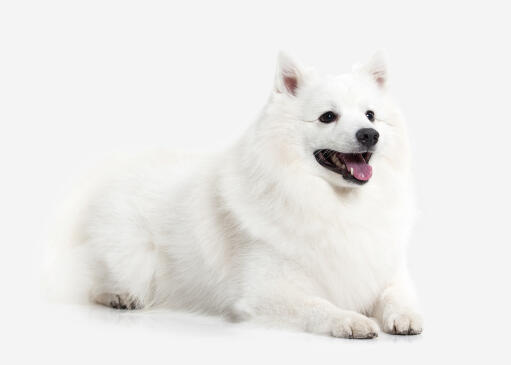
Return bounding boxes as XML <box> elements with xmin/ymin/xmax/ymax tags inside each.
<box><xmin>1</xmin><ymin>0</ymin><xmax>510</xmax><ymax>363</ymax></box>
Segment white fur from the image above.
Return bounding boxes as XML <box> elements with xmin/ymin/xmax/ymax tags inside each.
<box><xmin>46</xmin><ymin>52</ymin><xmax>423</xmax><ymax>338</ymax></box>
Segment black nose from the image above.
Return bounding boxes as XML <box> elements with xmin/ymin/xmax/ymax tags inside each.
<box><xmin>356</xmin><ymin>128</ymin><xmax>379</xmax><ymax>147</ymax></box>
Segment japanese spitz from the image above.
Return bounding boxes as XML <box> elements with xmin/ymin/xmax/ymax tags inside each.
<box><xmin>46</xmin><ymin>52</ymin><xmax>423</xmax><ymax>339</ymax></box>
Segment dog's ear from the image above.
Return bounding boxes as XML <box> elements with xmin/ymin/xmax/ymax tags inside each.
<box><xmin>359</xmin><ymin>51</ymin><xmax>388</xmax><ymax>88</ymax></box>
<box><xmin>275</xmin><ymin>52</ymin><xmax>304</xmax><ymax>96</ymax></box>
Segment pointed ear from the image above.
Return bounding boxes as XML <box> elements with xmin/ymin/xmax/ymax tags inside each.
<box><xmin>275</xmin><ymin>52</ymin><xmax>304</xmax><ymax>96</ymax></box>
<box><xmin>360</xmin><ymin>51</ymin><xmax>388</xmax><ymax>88</ymax></box>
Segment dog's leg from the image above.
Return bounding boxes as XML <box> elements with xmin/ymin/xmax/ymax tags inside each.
<box><xmin>372</xmin><ymin>274</ymin><xmax>423</xmax><ymax>335</ymax></box>
<box><xmin>234</xmin><ymin>295</ymin><xmax>379</xmax><ymax>339</ymax></box>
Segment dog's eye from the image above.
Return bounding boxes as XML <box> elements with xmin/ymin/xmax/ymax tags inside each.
<box><xmin>365</xmin><ymin>110</ymin><xmax>375</xmax><ymax>122</ymax></box>
<box><xmin>318</xmin><ymin>111</ymin><xmax>338</xmax><ymax>123</ymax></box>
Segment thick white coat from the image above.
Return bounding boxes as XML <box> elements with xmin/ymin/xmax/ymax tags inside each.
<box><xmin>46</xmin><ymin>52</ymin><xmax>423</xmax><ymax>338</ymax></box>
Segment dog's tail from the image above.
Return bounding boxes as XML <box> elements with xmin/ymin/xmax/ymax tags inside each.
<box><xmin>41</xmin><ymin>175</ymin><xmax>98</xmax><ymax>305</ymax></box>
<box><xmin>42</xmin><ymin>241</ymin><xmax>95</xmax><ymax>305</ymax></box>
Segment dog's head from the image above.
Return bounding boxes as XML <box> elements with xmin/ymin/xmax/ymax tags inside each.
<box><xmin>265</xmin><ymin>52</ymin><xmax>409</xmax><ymax>189</ymax></box>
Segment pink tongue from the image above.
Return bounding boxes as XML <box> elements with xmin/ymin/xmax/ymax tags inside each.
<box><xmin>339</xmin><ymin>153</ymin><xmax>372</xmax><ymax>181</ymax></box>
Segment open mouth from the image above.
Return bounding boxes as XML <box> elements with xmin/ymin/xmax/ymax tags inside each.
<box><xmin>314</xmin><ymin>149</ymin><xmax>373</xmax><ymax>184</ymax></box>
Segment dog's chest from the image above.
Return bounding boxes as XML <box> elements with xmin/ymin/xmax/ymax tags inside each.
<box><xmin>319</xmin><ymin>220</ymin><xmax>401</xmax><ymax>310</ymax></box>
<box><xmin>285</xmin><ymin>193</ymin><xmax>407</xmax><ymax>311</ymax></box>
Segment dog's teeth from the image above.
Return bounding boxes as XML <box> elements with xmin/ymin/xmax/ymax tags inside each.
<box><xmin>331</xmin><ymin>154</ymin><xmax>343</xmax><ymax>168</ymax></box>
<box><xmin>350</xmin><ymin>167</ymin><xmax>354</xmax><ymax>175</ymax></box>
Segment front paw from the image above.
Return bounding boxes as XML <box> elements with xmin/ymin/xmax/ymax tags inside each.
<box><xmin>331</xmin><ymin>312</ymin><xmax>379</xmax><ymax>339</ymax></box>
<box><xmin>383</xmin><ymin>310</ymin><xmax>423</xmax><ymax>335</ymax></box>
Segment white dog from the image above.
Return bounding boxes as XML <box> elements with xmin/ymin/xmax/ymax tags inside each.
<box><xmin>46</xmin><ymin>52</ymin><xmax>423</xmax><ymax>339</ymax></box>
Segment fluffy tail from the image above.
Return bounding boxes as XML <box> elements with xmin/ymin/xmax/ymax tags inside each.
<box><xmin>42</xmin><ymin>242</ymin><xmax>95</xmax><ymax>304</ymax></box>
<box><xmin>41</xmin><ymin>176</ymin><xmax>98</xmax><ymax>305</ymax></box>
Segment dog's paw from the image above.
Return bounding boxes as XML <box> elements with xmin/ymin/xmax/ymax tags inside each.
<box><xmin>331</xmin><ymin>312</ymin><xmax>379</xmax><ymax>339</ymax></box>
<box><xmin>383</xmin><ymin>310</ymin><xmax>423</xmax><ymax>335</ymax></box>
<box><xmin>95</xmin><ymin>293</ymin><xmax>142</xmax><ymax>310</ymax></box>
